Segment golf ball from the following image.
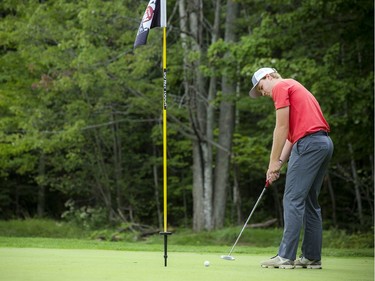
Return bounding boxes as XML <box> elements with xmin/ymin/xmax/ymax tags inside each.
<box><xmin>204</xmin><ymin>260</ymin><xmax>210</xmax><ymax>267</ymax></box>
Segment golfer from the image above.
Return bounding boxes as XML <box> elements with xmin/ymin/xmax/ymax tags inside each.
<box><xmin>249</xmin><ymin>67</ymin><xmax>334</xmax><ymax>269</ymax></box>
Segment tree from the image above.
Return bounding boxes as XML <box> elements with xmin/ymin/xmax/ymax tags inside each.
<box><xmin>0</xmin><ymin>0</ymin><xmax>372</xmax><ymax>232</ymax></box>
<box><xmin>213</xmin><ymin>0</ymin><xmax>238</xmax><ymax>229</ymax></box>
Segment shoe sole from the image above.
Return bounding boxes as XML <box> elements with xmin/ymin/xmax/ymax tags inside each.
<box><xmin>261</xmin><ymin>265</ymin><xmax>295</xmax><ymax>269</ymax></box>
<box><xmin>295</xmin><ymin>265</ymin><xmax>322</xmax><ymax>269</ymax></box>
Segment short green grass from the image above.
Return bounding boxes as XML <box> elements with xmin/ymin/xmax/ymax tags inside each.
<box><xmin>0</xmin><ymin>219</ymin><xmax>373</xmax><ymax>281</ymax></box>
<box><xmin>0</xmin><ymin>236</ymin><xmax>373</xmax><ymax>257</ymax></box>
<box><xmin>0</xmin><ymin>248</ymin><xmax>373</xmax><ymax>281</ymax></box>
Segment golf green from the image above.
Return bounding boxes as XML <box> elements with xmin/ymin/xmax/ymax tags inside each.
<box><xmin>0</xmin><ymin>248</ymin><xmax>373</xmax><ymax>281</ymax></box>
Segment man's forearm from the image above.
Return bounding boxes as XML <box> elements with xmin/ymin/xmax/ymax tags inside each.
<box><xmin>279</xmin><ymin>139</ymin><xmax>293</xmax><ymax>164</ymax></box>
<box><xmin>270</xmin><ymin>126</ymin><xmax>288</xmax><ymax>164</ymax></box>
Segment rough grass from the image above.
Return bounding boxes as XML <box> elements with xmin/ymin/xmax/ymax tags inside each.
<box><xmin>0</xmin><ymin>219</ymin><xmax>90</xmax><ymax>238</ymax></box>
<box><xmin>0</xmin><ymin>219</ymin><xmax>373</xmax><ymax>257</ymax></box>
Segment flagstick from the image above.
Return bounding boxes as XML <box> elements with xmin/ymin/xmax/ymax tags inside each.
<box><xmin>160</xmin><ymin>26</ymin><xmax>171</xmax><ymax>267</ymax></box>
<box><xmin>133</xmin><ymin>0</ymin><xmax>170</xmax><ymax>266</ymax></box>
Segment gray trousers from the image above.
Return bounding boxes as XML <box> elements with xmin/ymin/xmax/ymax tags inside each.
<box><xmin>278</xmin><ymin>132</ymin><xmax>334</xmax><ymax>261</ymax></box>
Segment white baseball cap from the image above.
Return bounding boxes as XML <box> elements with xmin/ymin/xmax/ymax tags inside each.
<box><xmin>249</xmin><ymin>67</ymin><xmax>277</xmax><ymax>98</ymax></box>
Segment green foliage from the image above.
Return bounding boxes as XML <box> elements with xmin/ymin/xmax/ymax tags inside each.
<box><xmin>88</xmin><ymin>229</ymin><xmax>138</xmax><ymax>242</ymax></box>
<box><xmin>61</xmin><ymin>200</ymin><xmax>109</xmax><ymax>230</ymax></box>
<box><xmin>0</xmin><ymin>0</ymin><xmax>373</xmax><ymax>232</ymax></box>
<box><xmin>323</xmin><ymin>228</ymin><xmax>375</xmax><ymax>249</ymax></box>
<box><xmin>0</xmin><ymin>218</ymin><xmax>89</xmax><ymax>238</ymax></box>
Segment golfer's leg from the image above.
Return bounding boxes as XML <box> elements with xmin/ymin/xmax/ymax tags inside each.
<box><xmin>278</xmin><ymin>186</ymin><xmax>304</xmax><ymax>261</ymax></box>
<box><xmin>278</xmin><ymin>144</ymin><xmax>307</xmax><ymax>261</ymax></box>
<box><xmin>278</xmin><ymin>135</ymin><xmax>333</xmax><ymax>261</ymax></box>
<box><xmin>301</xmin><ymin>188</ymin><xmax>322</xmax><ymax>261</ymax></box>
<box><xmin>302</xmin><ymin>137</ymin><xmax>334</xmax><ymax>260</ymax></box>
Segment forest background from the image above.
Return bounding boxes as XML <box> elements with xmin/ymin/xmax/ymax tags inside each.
<box><xmin>0</xmin><ymin>0</ymin><xmax>373</xmax><ymax>234</ymax></box>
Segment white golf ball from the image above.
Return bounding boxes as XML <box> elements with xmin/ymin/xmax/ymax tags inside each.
<box><xmin>204</xmin><ymin>260</ymin><xmax>210</xmax><ymax>267</ymax></box>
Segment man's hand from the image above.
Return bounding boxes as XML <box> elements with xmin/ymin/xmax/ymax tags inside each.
<box><xmin>266</xmin><ymin>160</ymin><xmax>283</xmax><ymax>184</ymax></box>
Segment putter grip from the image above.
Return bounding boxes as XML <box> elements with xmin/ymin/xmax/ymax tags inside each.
<box><xmin>265</xmin><ymin>180</ymin><xmax>270</xmax><ymax>188</ymax></box>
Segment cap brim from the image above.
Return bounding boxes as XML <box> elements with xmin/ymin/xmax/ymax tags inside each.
<box><xmin>249</xmin><ymin>85</ymin><xmax>261</xmax><ymax>98</ymax></box>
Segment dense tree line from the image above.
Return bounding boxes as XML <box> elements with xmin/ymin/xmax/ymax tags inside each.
<box><xmin>0</xmin><ymin>0</ymin><xmax>373</xmax><ymax>232</ymax></box>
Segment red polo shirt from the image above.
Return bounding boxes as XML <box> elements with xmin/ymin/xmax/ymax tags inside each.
<box><xmin>272</xmin><ymin>79</ymin><xmax>330</xmax><ymax>144</ymax></box>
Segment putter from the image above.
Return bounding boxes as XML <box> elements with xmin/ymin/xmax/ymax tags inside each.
<box><xmin>221</xmin><ymin>181</ymin><xmax>269</xmax><ymax>261</ymax></box>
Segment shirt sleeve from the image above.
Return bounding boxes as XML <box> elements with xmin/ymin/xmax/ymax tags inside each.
<box><xmin>272</xmin><ymin>81</ymin><xmax>290</xmax><ymax>110</ymax></box>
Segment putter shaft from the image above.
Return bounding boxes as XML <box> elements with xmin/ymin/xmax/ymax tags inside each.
<box><xmin>225</xmin><ymin>183</ymin><xmax>268</xmax><ymax>257</ymax></box>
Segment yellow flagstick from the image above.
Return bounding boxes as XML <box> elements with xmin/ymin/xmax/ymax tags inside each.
<box><xmin>162</xmin><ymin>26</ymin><xmax>167</xmax><ymax>233</ymax></box>
<box><xmin>160</xmin><ymin>24</ymin><xmax>171</xmax><ymax>267</ymax></box>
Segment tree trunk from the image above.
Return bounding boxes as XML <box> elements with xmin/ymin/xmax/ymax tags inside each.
<box><xmin>180</xmin><ymin>0</ymin><xmax>214</xmax><ymax>231</ymax></box>
<box><xmin>152</xmin><ymin>144</ymin><xmax>163</xmax><ymax>229</ymax></box>
<box><xmin>365</xmin><ymin>155</ymin><xmax>374</xmax><ymax>222</ymax></box>
<box><xmin>232</xmin><ymin>163</ymin><xmax>242</xmax><ymax>225</ymax></box>
<box><xmin>37</xmin><ymin>153</ymin><xmax>46</xmax><ymax>217</ymax></box>
<box><xmin>348</xmin><ymin>143</ymin><xmax>364</xmax><ymax>225</ymax></box>
<box><xmin>326</xmin><ymin>174</ymin><xmax>337</xmax><ymax>227</ymax></box>
<box><xmin>192</xmin><ymin>141</ymin><xmax>205</xmax><ymax>230</ymax></box>
<box><xmin>179</xmin><ymin>0</ymin><xmax>203</xmax><ymax>230</ymax></box>
<box><xmin>111</xmin><ymin>110</ymin><xmax>124</xmax><ymax>220</ymax></box>
<box><xmin>213</xmin><ymin>0</ymin><xmax>238</xmax><ymax>228</ymax></box>
<box><xmin>92</xmin><ymin>128</ymin><xmax>115</xmax><ymax>221</ymax></box>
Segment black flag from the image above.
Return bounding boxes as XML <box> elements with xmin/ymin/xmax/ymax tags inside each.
<box><xmin>134</xmin><ymin>0</ymin><xmax>164</xmax><ymax>48</ymax></box>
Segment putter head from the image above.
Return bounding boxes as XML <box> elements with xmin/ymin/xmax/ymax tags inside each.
<box><xmin>220</xmin><ymin>255</ymin><xmax>235</xmax><ymax>261</ymax></box>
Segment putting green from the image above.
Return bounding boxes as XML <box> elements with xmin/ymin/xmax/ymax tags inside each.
<box><xmin>0</xmin><ymin>248</ymin><xmax>373</xmax><ymax>281</ymax></box>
